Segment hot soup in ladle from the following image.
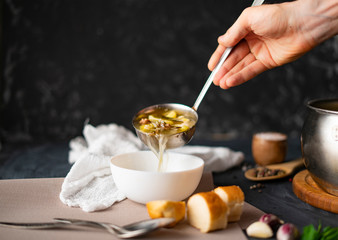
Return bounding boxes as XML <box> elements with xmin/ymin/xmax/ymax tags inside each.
<box><xmin>133</xmin><ymin>103</ymin><xmax>197</xmax><ymax>172</ymax></box>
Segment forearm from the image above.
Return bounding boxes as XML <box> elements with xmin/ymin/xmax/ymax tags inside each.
<box><xmin>292</xmin><ymin>0</ymin><xmax>338</xmax><ymax>45</ymax></box>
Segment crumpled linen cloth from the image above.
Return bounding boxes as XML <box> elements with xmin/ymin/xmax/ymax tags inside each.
<box><xmin>59</xmin><ymin>123</ymin><xmax>244</xmax><ymax>212</ymax></box>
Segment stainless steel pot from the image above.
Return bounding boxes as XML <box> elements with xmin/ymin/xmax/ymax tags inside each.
<box><xmin>301</xmin><ymin>98</ymin><xmax>338</xmax><ymax>196</ymax></box>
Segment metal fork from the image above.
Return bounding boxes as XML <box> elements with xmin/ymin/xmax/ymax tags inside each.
<box><xmin>0</xmin><ymin>218</ymin><xmax>175</xmax><ymax>238</ymax></box>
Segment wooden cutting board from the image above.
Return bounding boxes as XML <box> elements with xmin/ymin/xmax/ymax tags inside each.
<box><xmin>292</xmin><ymin>170</ymin><xmax>338</xmax><ymax>213</ymax></box>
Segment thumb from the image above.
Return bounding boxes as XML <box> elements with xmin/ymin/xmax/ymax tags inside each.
<box><xmin>218</xmin><ymin>8</ymin><xmax>252</xmax><ymax>47</ymax></box>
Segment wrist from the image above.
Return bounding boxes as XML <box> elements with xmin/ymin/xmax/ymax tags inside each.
<box><xmin>295</xmin><ymin>0</ymin><xmax>338</xmax><ymax>43</ymax></box>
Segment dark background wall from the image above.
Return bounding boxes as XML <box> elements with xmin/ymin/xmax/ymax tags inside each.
<box><xmin>1</xmin><ymin>0</ymin><xmax>337</xmax><ymax>145</ymax></box>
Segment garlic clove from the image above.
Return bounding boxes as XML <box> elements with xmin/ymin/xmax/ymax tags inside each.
<box><xmin>259</xmin><ymin>213</ymin><xmax>283</xmax><ymax>231</ymax></box>
<box><xmin>246</xmin><ymin>221</ymin><xmax>274</xmax><ymax>238</ymax></box>
<box><xmin>276</xmin><ymin>223</ymin><xmax>299</xmax><ymax>240</ymax></box>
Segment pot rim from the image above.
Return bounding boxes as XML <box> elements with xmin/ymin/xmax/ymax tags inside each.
<box><xmin>307</xmin><ymin>98</ymin><xmax>338</xmax><ymax>115</ymax></box>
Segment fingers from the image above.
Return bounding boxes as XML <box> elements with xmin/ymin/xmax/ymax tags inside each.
<box><xmin>208</xmin><ymin>5</ymin><xmax>273</xmax><ymax>89</ymax></box>
<box><xmin>217</xmin><ymin>52</ymin><xmax>256</xmax><ymax>89</ymax></box>
<box><xmin>208</xmin><ymin>7</ymin><xmax>252</xmax><ymax>71</ymax></box>
<box><xmin>218</xmin><ymin>59</ymin><xmax>268</xmax><ymax>89</ymax></box>
<box><xmin>208</xmin><ymin>45</ymin><xmax>226</xmax><ymax>71</ymax></box>
<box><xmin>218</xmin><ymin>11</ymin><xmax>251</xmax><ymax>48</ymax></box>
<box><xmin>213</xmin><ymin>40</ymin><xmax>251</xmax><ymax>86</ymax></box>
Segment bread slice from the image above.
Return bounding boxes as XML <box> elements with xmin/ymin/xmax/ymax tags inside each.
<box><xmin>214</xmin><ymin>186</ymin><xmax>244</xmax><ymax>222</ymax></box>
<box><xmin>146</xmin><ymin>200</ymin><xmax>186</xmax><ymax>227</ymax></box>
<box><xmin>187</xmin><ymin>192</ymin><xmax>228</xmax><ymax>233</ymax></box>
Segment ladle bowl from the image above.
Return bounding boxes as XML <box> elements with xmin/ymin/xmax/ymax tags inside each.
<box><xmin>132</xmin><ymin>103</ymin><xmax>198</xmax><ymax>150</ymax></box>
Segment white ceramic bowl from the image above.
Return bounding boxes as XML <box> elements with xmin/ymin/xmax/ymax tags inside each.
<box><xmin>110</xmin><ymin>151</ymin><xmax>204</xmax><ymax>204</ymax></box>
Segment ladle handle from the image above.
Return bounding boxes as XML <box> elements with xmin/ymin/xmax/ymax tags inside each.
<box><xmin>192</xmin><ymin>0</ymin><xmax>265</xmax><ymax>111</ymax></box>
<box><xmin>193</xmin><ymin>47</ymin><xmax>233</xmax><ymax>111</ymax></box>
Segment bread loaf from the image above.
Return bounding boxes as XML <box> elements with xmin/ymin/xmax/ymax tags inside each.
<box><xmin>214</xmin><ymin>185</ymin><xmax>244</xmax><ymax>222</ymax></box>
<box><xmin>146</xmin><ymin>200</ymin><xmax>186</xmax><ymax>227</ymax></box>
<box><xmin>187</xmin><ymin>192</ymin><xmax>228</xmax><ymax>233</ymax></box>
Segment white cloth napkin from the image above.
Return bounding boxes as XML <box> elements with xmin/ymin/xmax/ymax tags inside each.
<box><xmin>60</xmin><ymin>123</ymin><xmax>244</xmax><ymax>212</ymax></box>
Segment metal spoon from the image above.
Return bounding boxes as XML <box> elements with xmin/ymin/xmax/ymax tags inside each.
<box><xmin>0</xmin><ymin>217</ymin><xmax>175</xmax><ymax>238</ymax></box>
<box><xmin>133</xmin><ymin>0</ymin><xmax>265</xmax><ymax>150</ymax></box>
<box><xmin>244</xmin><ymin>158</ymin><xmax>304</xmax><ymax>181</ymax></box>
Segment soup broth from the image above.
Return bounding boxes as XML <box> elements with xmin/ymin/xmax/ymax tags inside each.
<box><xmin>133</xmin><ymin>106</ymin><xmax>197</xmax><ymax>171</ymax></box>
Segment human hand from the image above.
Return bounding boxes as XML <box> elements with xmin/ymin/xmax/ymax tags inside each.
<box><xmin>208</xmin><ymin>0</ymin><xmax>338</xmax><ymax>89</ymax></box>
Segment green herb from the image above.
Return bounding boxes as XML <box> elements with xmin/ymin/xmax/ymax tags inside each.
<box><xmin>322</xmin><ymin>226</ymin><xmax>338</xmax><ymax>240</ymax></box>
<box><xmin>301</xmin><ymin>223</ymin><xmax>338</xmax><ymax>240</ymax></box>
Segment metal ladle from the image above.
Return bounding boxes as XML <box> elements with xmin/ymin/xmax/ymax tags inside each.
<box><xmin>133</xmin><ymin>0</ymin><xmax>265</xmax><ymax>150</ymax></box>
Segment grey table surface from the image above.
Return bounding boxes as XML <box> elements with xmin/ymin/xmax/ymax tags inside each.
<box><xmin>0</xmin><ymin>138</ymin><xmax>337</xmax><ymax>239</ymax></box>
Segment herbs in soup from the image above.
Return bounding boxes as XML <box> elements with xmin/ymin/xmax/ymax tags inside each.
<box><xmin>133</xmin><ymin>106</ymin><xmax>197</xmax><ymax>171</ymax></box>
<box><xmin>134</xmin><ymin>107</ymin><xmax>196</xmax><ymax>135</ymax></box>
